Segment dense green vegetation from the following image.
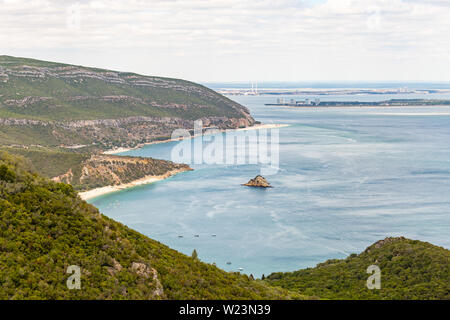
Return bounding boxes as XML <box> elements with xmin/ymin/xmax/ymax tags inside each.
<box><xmin>0</xmin><ymin>147</ymin><xmax>190</xmax><ymax>192</ymax></box>
<box><xmin>0</xmin><ymin>125</ymin><xmax>92</xmax><ymax>147</ymax></box>
<box><xmin>0</xmin><ymin>152</ymin><xmax>447</xmax><ymax>300</ymax></box>
<box><xmin>2</xmin><ymin>56</ymin><xmax>447</xmax><ymax>300</ymax></box>
<box><xmin>0</xmin><ymin>55</ymin><xmax>256</xmax><ymax>193</ymax></box>
<box><xmin>265</xmin><ymin>237</ymin><xmax>450</xmax><ymax>300</ymax></box>
<box><xmin>0</xmin><ymin>146</ymin><xmax>89</xmax><ymax>179</ymax></box>
<box><xmin>0</xmin><ymin>152</ymin><xmax>301</xmax><ymax>299</ymax></box>
<box><xmin>0</xmin><ymin>55</ymin><xmax>254</xmax><ymax>152</ymax></box>
<box><xmin>0</xmin><ymin>55</ymin><xmax>249</xmax><ymax>121</ymax></box>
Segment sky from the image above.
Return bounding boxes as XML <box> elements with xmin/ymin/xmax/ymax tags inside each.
<box><xmin>1</xmin><ymin>0</ymin><xmax>450</xmax><ymax>82</ymax></box>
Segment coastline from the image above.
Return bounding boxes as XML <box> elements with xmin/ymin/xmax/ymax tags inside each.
<box><xmin>270</xmin><ymin>104</ymin><xmax>450</xmax><ymax>110</ymax></box>
<box><xmin>103</xmin><ymin>123</ymin><xmax>290</xmax><ymax>155</ymax></box>
<box><xmin>78</xmin><ymin>123</ymin><xmax>290</xmax><ymax>200</ymax></box>
<box><xmin>81</xmin><ymin>123</ymin><xmax>289</xmax><ymax>200</ymax></box>
<box><xmin>79</xmin><ymin>168</ymin><xmax>191</xmax><ymax>201</ymax></box>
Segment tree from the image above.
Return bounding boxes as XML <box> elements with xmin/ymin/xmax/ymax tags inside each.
<box><xmin>191</xmin><ymin>249</ymin><xmax>198</xmax><ymax>260</ymax></box>
<box><xmin>0</xmin><ymin>164</ymin><xmax>16</xmax><ymax>182</ymax></box>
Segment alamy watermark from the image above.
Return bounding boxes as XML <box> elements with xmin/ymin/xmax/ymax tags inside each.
<box><xmin>66</xmin><ymin>265</ymin><xmax>81</xmax><ymax>290</ymax></box>
<box><xmin>366</xmin><ymin>265</ymin><xmax>381</xmax><ymax>290</ymax></box>
<box><xmin>170</xmin><ymin>120</ymin><xmax>280</xmax><ymax>175</ymax></box>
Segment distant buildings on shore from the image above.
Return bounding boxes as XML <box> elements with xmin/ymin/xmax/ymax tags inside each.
<box><xmin>266</xmin><ymin>98</ymin><xmax>450</xmax><ymax>107</ymax></box>
<box><xmin>276</xmin><ymin>97</ymin><xmax>321</xmax><ymax>106</ymax></box>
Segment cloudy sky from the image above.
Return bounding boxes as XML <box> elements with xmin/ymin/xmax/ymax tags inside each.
<box><xmin>1</xmin><ymin>0</ymin><xmax>450</xmax><ymax>82</ymax></box>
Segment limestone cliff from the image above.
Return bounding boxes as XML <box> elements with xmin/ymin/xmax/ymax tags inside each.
<box><xmin>0</xmin><ymin>115</ymin><xmax>254</xmax><ymax>150</ymax></box>
<box><xmin>0</xmin><ymin>55</ymin><xmax>255</xmax><ymax>149</ymax></box>
<box><xmin>53</xmin><ymin>154</ymin><xmax>192</xmax><ymax>191</ymax></box>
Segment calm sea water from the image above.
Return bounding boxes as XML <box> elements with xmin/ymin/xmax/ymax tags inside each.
<box><xmin>90</xmin><ymin>94</ymin><xmax>450</xmax><ymax>277</ymax></box>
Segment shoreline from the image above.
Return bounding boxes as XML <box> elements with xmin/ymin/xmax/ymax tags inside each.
<box><xmin>81</xmin><ymin>123</ymin><xmax>289</xmax><ymax>200</ymax></box>
<box><xmin>103</xmin><ymin>123</ymin><xmax>290</xmax><ymax>155</ymax></box>
<box><xmin>79</xmin><ymin>168</ymin><xmax>190</xmax><ymax>201</ymax></box>
<box><xmin>270</xmin><ymin>104</ymin><xmax>450</xmax><ymax>110</ymax></box>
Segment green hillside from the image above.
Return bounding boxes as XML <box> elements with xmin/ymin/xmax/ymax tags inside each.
<box><xmin>1</xmin><ymin>151</ymin><xmax>447</xmax><ymax>300</ymax></box>
<box><xmin>0</xmin><ymin>146</ymin><xmax>90</xmax><ymax>179</ymax></box>
<box><xmin>0</xmin><ymin>151</ymin><xmax>301</xmax><ymax>299</ymax></box>
<box><xmin>0</xmin><ymin>56</ymin><xmax>254</xmax><ymax>150</ymax></box>
<box><xmin>0</xmin><ymin>146</ymin><xmax>191</xmax><ymax>192</ymax></box>
<box><xmin>0</xmin><ymin>55</ymin><xmax>252</xmax><ymax>121</ymax></box>
<box><xmin>265</xmin><ymin>237</ymin><xmax>450</xmax><ymax>300</ymax></box>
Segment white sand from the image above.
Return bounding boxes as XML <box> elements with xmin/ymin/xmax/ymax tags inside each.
<box><xmin>103</xmin><ymin>123</ymin><xmax>290</xmax><ymax>155</ymax></box>
<box><xmin>232</xmin><ymin>123</ymin><xmax>290</xmax><ymax>131</ymax></box>
<box><xmin>78</xmin><ymin>168</ymin><xmax>189</xmax><ymax>200</ymax></box>
<box><xmin>103</xmin><ymin>147</ymin><xmax>135</xmax><ymax>155</ymax></box>
<box><xmin>81</xmin><ymin>123</ymin><xmax>289</xmax><ymax>200</ymax></box>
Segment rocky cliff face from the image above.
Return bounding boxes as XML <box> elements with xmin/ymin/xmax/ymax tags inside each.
<box><xmin>53</xmin><ymin>154</ymin><xmax>192</xmax><ymax>191</ymax></box>
<box><xmin>0</xmin><ymin>55</ymin><xmax>255</xmax><ymax>149</ymax></box>
<box><xmin>0</xmin><ymin>115</ymin><xmax>254</xmax><ymax>150</ymax></box>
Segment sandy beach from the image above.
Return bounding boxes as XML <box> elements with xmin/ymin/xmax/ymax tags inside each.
<box><xmin>81</xmin><ymin>123</ymin><xmax>289</xmax><ymax>200</ymax></box>
<box><xmin>233</xmin><ymin>123</ymin><xmax>290</xmax><ymax>131</ymax></box>
<box><xmin>79</xmin><ymin>168</ymin><xmax>190</xmax><ymax>200</ymax></box>
<box><xmin>103</xmin><ymin>123</ymin><xmax>290</xmax><ymax>155</ymax></box>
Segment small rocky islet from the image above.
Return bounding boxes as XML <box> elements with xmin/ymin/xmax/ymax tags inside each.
<box><xmin>243</xmin><ymin>175</ymin><xmax>272</xmax><ymax>188</ymax></box>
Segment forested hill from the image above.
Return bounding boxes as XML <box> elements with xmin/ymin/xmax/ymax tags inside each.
<box><xmin>0</xmin><ymin>56</ymin><xmax>256</xmax><ymax>191</ymax></box>
<box><xmin>265</xmin><ymin>237</ymin><xmax>450</xmax><ymax>300</ymax></box>
<box><xmin>0</xmin><ymin>151</ymin><xmax>300</xmax><ymax>299</ymax></box>
<box><xmin>1</xmin><ymin>151</ymin><xmax>448</xmax><ymax>300</ymax></box>
<box><xmin>0</xmin><ymin>55</ymin><xmax>255</xmax><ymax>150</ymax></box>
<box><xmin>0</xmin><ymin>55</ymin><xmax>252</xmax><ymax>122</ymax></box>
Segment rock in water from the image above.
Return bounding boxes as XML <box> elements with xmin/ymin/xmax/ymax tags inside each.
<box><xmin>243</xmin><ymin>175</ymin><xmax>272</xmax><ymax>188</ymax></box>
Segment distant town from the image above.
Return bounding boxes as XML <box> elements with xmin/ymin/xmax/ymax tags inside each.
<box><xmin>268</xmin><ymin>97</ymin><xmax>322</xmax><ymax>106</ymax></box>
<box><xmin>265</xmin><ymin>99</ymin><xmax>450</xmax><ymax>107</ymax></box>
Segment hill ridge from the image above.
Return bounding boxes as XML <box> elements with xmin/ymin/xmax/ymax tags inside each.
<box><xmin>0</xmin><ymin>151</ymin><xmax>300</xmax><ymax>300</ymax></box>
<box><xmin>265</xmin><ymin>236</ymin><xmax>449</xmax><ymax>300</ymax></box>
<box><xmin>0</xmin><ymin>55</ymin><xmax>254</xmax><ymax>149</ymax></box>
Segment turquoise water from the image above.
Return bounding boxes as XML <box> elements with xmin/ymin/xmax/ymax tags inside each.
<box><xmin>90</xmin><ymin>95</ymin><xmax>450</xmax><ymax>277</ymax></box>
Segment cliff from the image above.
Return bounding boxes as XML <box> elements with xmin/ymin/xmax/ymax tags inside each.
<box><xmin>52</xmin><ymin>154</ymin><xmax>192</xmax><ymax>191</ymax></box>
<box><xmin>0</xmin><ymin>146</ymin><xmax>191</xmax><ymax>192</ymax></box>
<box><xmin>0</xmin><ymin>55</ymin><xmax>255</xmax><ymax>150</ymax></box>
<box><xmin>0</xmin><ymin>55</ymin><xmax>256</xmax><ymax>193</ymax></box>
<box><xmin>0</xmin><ymin>151</ymin><xmax>300</xmax><ymax>300</ymax></box>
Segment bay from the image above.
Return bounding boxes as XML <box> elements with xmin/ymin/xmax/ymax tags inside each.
<box><xmin>90</xmin><ymin>93</ymin><xmax>450</xmax><ymax>277</ymax></box>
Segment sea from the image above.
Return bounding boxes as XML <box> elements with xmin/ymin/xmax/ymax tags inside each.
<box><xmin>89</xmin><ymin>90</ymin><xmax>450</xmax><ymax>278</ymax></box>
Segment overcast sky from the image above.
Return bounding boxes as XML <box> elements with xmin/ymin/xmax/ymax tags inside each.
<box><xmin>2</xmin><ymin>0</ymin><xmax>450</xmax><ymax>82</ymax></box>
